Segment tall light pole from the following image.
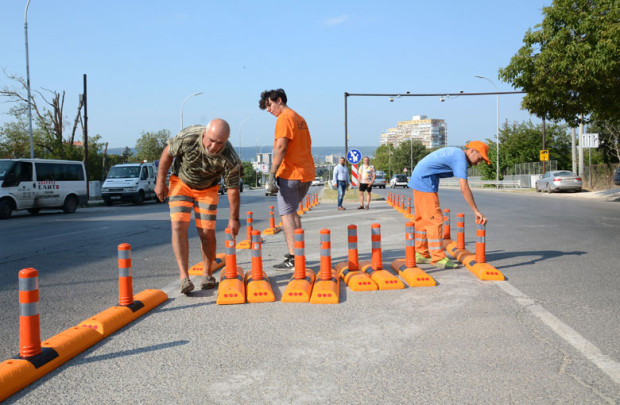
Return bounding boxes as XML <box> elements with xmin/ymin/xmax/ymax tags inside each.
<box><xmin>180</xmin><ymin>91</ymin><xmax>203</xmax><ymax>130</ymax></box>
<box><xmin>475</xmin><ymin>75</ymin><xmax>500</xmax><ymax>187</ymax></box>
<box><xmin>238</xmin><ymin>117</ymin><xmax>252</xmax><ymax>159</ymax></box>
<box><xmin>24</xmin><ymin>0</ymin><xmax>34</xmax><ymax>158</ymax></box>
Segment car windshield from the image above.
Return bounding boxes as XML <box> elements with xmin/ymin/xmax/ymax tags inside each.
<box><xmin>107</xmin><ymin>166</ymin><xmax>140</xmax><ymax>179</ymax></box>
<box><xmin>0</xmin><ymin>161</ymin><xmax>16</xmax><ymax>180</ymax></box>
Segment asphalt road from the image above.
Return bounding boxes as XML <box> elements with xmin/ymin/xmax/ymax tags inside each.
<box><xmin>1</xmin><ymin>186</ymin><xmax>619</xmax><ymax>403</ymax></box>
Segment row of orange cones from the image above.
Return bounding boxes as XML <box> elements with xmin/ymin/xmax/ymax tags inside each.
<box><xmin>387</xmin><ymin>191</ymin><xmax>505</xmax><ymax>281</ymax></box>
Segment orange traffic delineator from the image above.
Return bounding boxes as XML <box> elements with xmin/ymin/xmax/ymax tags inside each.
<box><xmin>405</xmin><ymin>197</ymin><xmax>414</xmax><ymax>220</ymax></box>
<box><xmin>460</xmin><ymin>221</ymin><xmax>505</xmax><ymax>281</ymax></box>
<box><xmin>18</xmin><ymin>268</ymin><xmax>42</xmax><ymax>358</ymax></box>
<box><xmin>283</xmin><ymin>229</ymin><xmax>316</xmax><ymax>302</ymax></box>
<box><xmin>117</xmin><ymin>243</ymin><xmax>134</xmax><ymax>306</ymax></box>
<box><xmin>236</xmin><ymin>211</ymin><xmax>255</xmax><ymax>250</ymax></box>
<box><xmin>445</xmin><ymin>213</ymin><xmax>474</xmax><ymax>262</ymax></box>
<box><xmin>441</xmin><ymin>209</ymin><xmax>452</xmax><ymax>249</ymax></box>
<box><xmin>217</xmin><ymin>228</ymin><xmax>245</xmax><ymax>304</ymax></box>
<box><xmin>188</xmin><ymin>253</ymin><xmax>226</xmax><ymax>276</ymax></box>
<box><xmin>399</xmin><ymin>195</ymin><xmax>405</xmax><ymax>213</ymax></box>
<box><xmin>310</xmin><ymin>229</ymin><xmax>339</xmax><ymax>304</ymax></box>
<box><xmin>359</xmin><ymin>224</ymin><xmax>405</xmax><ymax>290</ymax></box>
<box><xmin>262</xmin><ymin>205</ymin><xmax>282</xmax><ymax>235</ymax></box>
<box><xmin>245</xmin><ymin>230</ymin><xmax>275</xmax><ymax>303</ymax></box>
<box><xmin>390</xmin><ymin>222</ymin><xmax>436</xmax><ymax>287</ymax></box>
<box><xmin>334</xmin><ymin>225</ymin><xmax>378</xmax><ymax>291</ymax></box>
<box><xmin>297</xmin><ymin>202</ymin><xmax>305</xmax><ymax>216</ymax></box>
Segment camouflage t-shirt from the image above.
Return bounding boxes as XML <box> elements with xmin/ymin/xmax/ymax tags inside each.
<box><xmin>168</xmin><ymin>125</ymin><xmax>243</xmax><ymax>190</ymax></box>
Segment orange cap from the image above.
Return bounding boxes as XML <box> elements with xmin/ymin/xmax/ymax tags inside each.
<box><xmin>466</xmin><ymin>141</ymin><xmax>491</xmax><ymax>164</ymax></box>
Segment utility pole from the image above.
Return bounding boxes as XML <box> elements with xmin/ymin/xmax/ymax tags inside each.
<box><xmin>82</xmin><ymin>74</ymin><xmax>89</xmax><ymax>199</ymax></box>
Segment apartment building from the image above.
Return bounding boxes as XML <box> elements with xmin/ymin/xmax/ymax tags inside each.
<box><xmin>380</xmin><ymin>115</ymin><xmax>447</xmax><ymax>148</ymax></box>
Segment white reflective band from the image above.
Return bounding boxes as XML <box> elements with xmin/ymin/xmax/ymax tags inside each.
<box><xmin>348</xmin><ymin>242</ymin><xmax>357</xmax><ymax>250</ymax></box>
<box><xmin>406</xmin><ymin>240</ymin><xmax>415</xmax><ymax>246</ymax></box>
<box><xmin>252</xmin><ymin>243</ymin><xmax>261</xmax><ymax>250</ymax></box>
<box><xmin>347</xmin><ymin>229</ymin><xmax>357</xmax><ymax>237</ymax></box>
<box><xmin>19</xmin><ymin>277</ymin><xmax>38</xmax><ymax>291</ymax></box>
<box><xmin>457</xmin><ymin>227</ymin><xmax>464</xmax><ymax>232</ymax></box>
<box><xmin>477</xmin><ymin>236</ymin><xmax>485</xmax><ymax>243</ymax></box>
<box><xmin>118</xmin><ymin>250</ymin><xmax>131</xmax><ymax>260</ymax></box>
<box><xmin>320</xmin><ymin>248</ymin><xmax>330</xmax><ymax>256</ymax></box>
<box><xmin>119</xmin><ymin>268</ymin><xmax>132</xmax><ymax>277</ymax></box>
<box><xmin>226</xmin><ymin>247</ymin><xmax>235</xmax><ymax>255</ymax></box>
<box><xmin>294</xmin><ymin>248</ymin><xmax>304</xmax><ymax>256</ymax></box>
<box><xmin>20</xmin><ymin>302</ymin><xmax>39</xmax><ymax>317</ymax></box>
<box><xmin>252</xmin><ymin>249</ymin><xmax>261</xmax><ymax>257</ymax></box>
<box><xmin>294</xmin><ymin>234</ymin><xmax>304</xmax><ymax>241</ymax></box>
<box><xmin>320</xmin><ymin>235</ymin><xmax>330</xmax><ymax>242</ymax></box>
<box><xmin>371</xmin><ymin>228</ymin><xmax>380</xmax><ymax>235</ymax></box>
<box><xmin>372</xmin><ymin>241</ymin><xmax>381</xmax><ymax>249</ymax></box>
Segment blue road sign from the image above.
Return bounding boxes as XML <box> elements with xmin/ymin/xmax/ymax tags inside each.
<box><xmin>347</xmin><ymin>149</ymin><xmax>361</xmax><ymax>165</ymax></box>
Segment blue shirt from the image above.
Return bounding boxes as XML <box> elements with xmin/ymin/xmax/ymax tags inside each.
<box><xmin>333</xmin><ymin>164</ymin><xmax>349</xmax><ymax>183</ymax></box>
<box><xmin>408</xmin><ymin>147</ymin><xmax>468</xmax><ymax>192</ymax></box>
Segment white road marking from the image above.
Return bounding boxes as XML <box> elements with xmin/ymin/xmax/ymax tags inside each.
<box><xmin>496</xmin><ymin>281</ymin><xmax>620</xmax><ymax>384</ymax></box>
<box><xmin>30</xmin><ymin>227</ymin><xmax>110</xmax><ymax>241</ymax></box>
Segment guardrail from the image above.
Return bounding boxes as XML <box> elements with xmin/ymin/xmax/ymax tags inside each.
<box><xmin>439</xmin><ymin>179</ymin><xmax>522</xmax><ymax>189</ymax></box>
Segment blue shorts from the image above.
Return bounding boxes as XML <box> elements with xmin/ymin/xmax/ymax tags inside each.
<box><xmin>276</xmin><ymin>178</ymin><xmax>311</xmax><ymax>216</ymax></box>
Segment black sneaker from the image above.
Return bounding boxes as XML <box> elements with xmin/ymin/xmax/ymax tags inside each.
<box><xmin>273</xmin><ymin>257</ymin><xmax>294</xmax><ymax>270</ymax></box>
<box><xmin>284</xmin><ymin>253</ymin><xmax>294</xmax><ymax>259</ymax></box>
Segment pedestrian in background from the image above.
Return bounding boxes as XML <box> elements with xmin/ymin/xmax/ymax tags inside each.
<box><xmin>357</xmin><ymin>156</ymin><xmax>376</xmax><ymax>210</ymax></box>
<box><xmin>333</xmin><ymin>157</ymin><xmax>350</xmax><ymax>210</ymax></box>
<box><xmin>407</xmin><ymin>141</ymin><xmax>490</xmax><ymax>269</ymax></box>
<box><xmin>259</xmin><ymin>89</ymin><xmax>316</xmax><ymax>270</ymax></box>
<box><xmin>155</xmin><ymin>119</ymin><xmax>243</xmax><ymax>294</ymax></box>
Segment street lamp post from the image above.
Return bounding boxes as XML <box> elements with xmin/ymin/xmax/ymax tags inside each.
<box><xmin>474</xmin><ymin>75</ymin><xmax>500</xmax><ymax>187</ymax></box>
<box><xmin>180</xmin><ymin>91</ymin><xmax>203</xmax><ymax>130</ymax></box>
<box><xmin>24</xmin><ymin>0</ymin><xmax>34</xmax><ymax>159</ymax></box>
<box><xmin>238</xmin><ymin>117</ymin><xmax>252</xmax><ymax>159</ymax></box>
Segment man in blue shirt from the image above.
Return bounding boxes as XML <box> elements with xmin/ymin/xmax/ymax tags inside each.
<box><xmin>407</xmin><ymin>141</ymin><xmax>490</xmax><ymax>269</ymax></box>
<box><xmin>332</xmin><ymin>157</ymin><xmax>350</xmax><ymax>210</ymax></box>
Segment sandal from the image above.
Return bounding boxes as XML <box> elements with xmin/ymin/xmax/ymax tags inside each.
<box><xmin>357</xmin><ymin>206</ymin><xmax>364</xmax><ymax>210</ymax></box>
<box><xmin>200</xmin><ymin>275</ymin><xmax>217</xmax><ymax>290</ymax></box>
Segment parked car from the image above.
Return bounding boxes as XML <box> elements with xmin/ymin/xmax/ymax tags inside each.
<box><xmin>389</xmin><ymin>174</ymin><xmax>409</xmax><ymax>188</ymax></box>
<box><xmin>614</xmin><ymin>167</ymin><xmax>620</xmax><ymax>186</ymax></box>
<box><xmin>101</xmin><ymin>162</ymin><xmax>158</xmax><ymax>206</ymax></box>
<box><xmin>219</xmin><ymin>178</ymin><xmax>244</xmax><ymax>195</ymax></box>
<box><xmin>535</xmin><ymin>170</ymin><xmax>582</xmax><ymax>193</ymax></box>
<box><xmin>264</xmin><ymin>181</ymin><xmax>277</xmax><ymax>196</ymax></box>
<box><xmin>373</xmin><ymin>171</ymin><xmax>387</xmax><ymax>189</ymax></box>
<box><xmin>311</xmin><ymin>177</ymin><xmax>324</xmax><ymax>186</ymax></box>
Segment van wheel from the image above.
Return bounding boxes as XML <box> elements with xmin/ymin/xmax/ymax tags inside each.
<box><xmin>28</xmin><ymin>208</ymin><xmax>41</xmax><ymax>215</ymax></box>
<box><xmin>0</xmin><ymin>199</ymin><xmax>13</xmax><ymax>219</ymax></box>
<box><xmin>63</xmin><ymin>195</ymin><xmax>78</xmax><ymax>214</ymax></box>
<box><xmin>104</xmin><ymin>199</ymin><xmax>113</xmax><ymax>206</ymax></box>
<box><xmin>136</xmin><ymin>190</ymin><xmax>145</xmax><ymax>205</ymax></box>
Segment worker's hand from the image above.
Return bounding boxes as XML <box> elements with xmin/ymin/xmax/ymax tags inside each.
<box><xmin>155</xmin><ymin>181</ymin><xmax>168</xmax><ymax>202</ymax></box>
<box><xmin>228</xmin><ymin>218</ymin><xmax>241</xmax><ymax>238</ymax></box>
<box><xmin>474</xmin><ymin>210</ymin><xmax>487</xmax><ymax>225</ymax></box>
<box><xmin>267</xmin><ymin>173</ymin><xmax>279</xmax><ymax>194</ymax></box>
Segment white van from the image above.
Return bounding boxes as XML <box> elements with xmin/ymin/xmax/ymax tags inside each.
<box><xmin>101</xmin><ymin>162</ymin><xmax>158</xmax><ymax>206</ymax></box>
<box><xmin>0</xmin><ymin>159</ymin><xmax>88</xmax><ymax>219</ymax></box>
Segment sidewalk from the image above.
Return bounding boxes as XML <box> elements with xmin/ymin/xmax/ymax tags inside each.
<box><xmin>9</xmin><ymin>199</ymin><xmax>616</xmax><ymax>403</ymax></box>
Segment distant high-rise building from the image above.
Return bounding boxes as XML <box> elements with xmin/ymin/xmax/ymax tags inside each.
<box><xmin>380</xmin><ymin>115</ymin><xmax>447</xmax><ymax>148</ymax></box>
<box><xmin>325</xmin><ymin>154</ymin><xmax>341</xmax><ymax>165</ymax></box>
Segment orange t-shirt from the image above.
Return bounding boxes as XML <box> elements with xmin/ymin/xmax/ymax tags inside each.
<box><xmin>274</xmin><ymin>108</ymin><xmax>316</xmax><ymax>182</ymax></box>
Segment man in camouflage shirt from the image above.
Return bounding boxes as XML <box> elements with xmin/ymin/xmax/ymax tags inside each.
<box><xmin>155</xmin><ymin>118</ymin><xmax>243</xmax><ymax>294</ymax></box>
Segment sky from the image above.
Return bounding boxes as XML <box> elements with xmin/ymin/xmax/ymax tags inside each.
<box><xmin>0</xmin><ymin>0</ymin><xmax>550</xmax><ymax>151</ymax></box>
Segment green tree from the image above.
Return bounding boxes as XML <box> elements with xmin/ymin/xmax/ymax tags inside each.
<box><xmin>135</xmin><ymin>129</ymin><xmax>171</xmax><ymax>162</ymax></box>
<box><xmin>372</xmin><ymin>140</ymin><xmax>429</xmax><ymax>178</ymax></box>
<box><xmin>241</xmin><ymin>161</ymin><xmax>258</xmax><ymax>187</ymax></box>
<box><xmin>499</xmin><ymin>0</ymin><xmax>620</xmax><ymax>125</ymax></box>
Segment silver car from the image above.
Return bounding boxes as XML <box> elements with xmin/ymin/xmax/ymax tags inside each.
<box><xmin>373</xmin><ymin>171</ymin><xmax>386</xmax><ymax>189</ymax></box>
<box><xmin>535</xmin><ymin>170</ymin><xmax>582</xmax><ymax>193</ymax></box>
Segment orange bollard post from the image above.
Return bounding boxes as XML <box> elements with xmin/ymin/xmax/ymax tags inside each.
<box><xmin>442</xmin><ymin>209</ymin><xmax>452</xmax><ymax>249</ymax></box>
<box><xmin>310</xmin><ymin>229</ymin><xmax>339</xmax><ymax>304</ymax></box>
<box><xmin>262</xmin><ymin>205</ymin><xmax>282</xmax><ymax>235</ymax></box>
<box><xmin>335</xmin><ymin>225</ymin><xmax>378</xmax><ymax>291</ymax></box>
<box><xmin>458</xmin><ymin>221</ymin><xmax>505</xmax><ymax>281</ymax></box>
<box><xmin>399</xmin><ymin>195</ymin><xmax>405</xmax><ymax>213</ymax></box>
<box><xmin>405</xmin><ymin>197</ymin><xmax>413</xmax><ymax>219</ymax></box>
<box><xmin>19</xmin><ymin>268</ymin><xmax>42</xmax><ymax>358</ymax></box>
<box><xmin>117</xmin><ymin>243</ymin><xmax>134</xmax><ymax>306</ymax></box>
<box><xmin>390</xmin><ymin>222</ymin><xmax>436</xmax><ymax>287</ymax></box>
<box><xmin>297</xmin><ymin>202</ymin><xmax>304</xmax><ymax>216</ymax></box>
<box><xmin>282</xmin><ymin>229</ymin><xmax>316</xmax><ymax>302</ymax></box>
<box><xmin>359</xmin><ymin>224</ymin><xmax>405</xmax><ymax>290</ymax></box>
<box><xmin>236</xmin><ymin>211</ymin><xmax>257</xmax><ymax>249</ymax></box>
<box><xmin>475</xmin><ymin>219</ymin><xmax>486</xmax><ymax>264</ymax></box>
<box><xmin>445</xmin><ymin>212</ymin><xmax>474</xmax><ymax>262</ymax></box>
<box><xmin>217</xmin><ymin>228</ymin><xmax>245</xmax><ymax>305</ymax></box>
<box><xmin>245</xmin><ymin>230</ymin><xmax>275</xmax><ymax>303</ymax></box>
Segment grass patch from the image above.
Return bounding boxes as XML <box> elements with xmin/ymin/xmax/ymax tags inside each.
<box><xmin>321</xmin><ymin>188</ymin><xmax>383</xmax><ymax>202</ymax></box>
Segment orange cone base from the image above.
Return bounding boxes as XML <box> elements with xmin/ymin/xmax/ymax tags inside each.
<box><xmin>297</xmin><ymin>210</ymin><xmax>304</xmax><ymax>216</ymax></box>
<box><xmin>282</xmin><ymin>270</ymin><xmax>316</xmax><ymax>303</ymax></box>
<box><xmin>445</xmin><ymin>241</ymin><xmax>474</xmax><ymax>262</ymax></box>
<box><xmin>262</xmin><ymin>226</ymin><xmax>282</xmax><ymax>235</ymax></box>
<box><xmin>236</xmin><ymin>239</ymin><xmax>251</xmax><ymax>250</ymax></box>
<box><xmin>335</xmin><ymin>261</ymin><xmax>378</xmax><ymax>291</ymax></box>
<box><xmin>359</xmin><ymin>261</ymin><xmax>405</xmax><ymax>290</ymax></box>
<box><xmin>188</xmin><ymin>253</ymin><xmax>226</xmax><ymax>276</ymax></box>
<box><xmin>217</xmin><ymin>268</ymin><xmax>246</xmax><ymax>305</ymax></box>
<box><xmin>310</xmin><ymin>270</ymin><xmax>339</xmax><ymax>304</ymax></box>
<box><xmin>442</xmin><ymin>239</ymin><xmax>454</xmax><ymax>250</ymax></box>
<box><xmin>461</xmin><ymin>255</ymin><xmax>505</xmax><ymax>281</ymax></box>
<box><xmin>245</xmin><ymin>274</ymin><xmax>275</xmax><ymax>303</ymax></box>
<box><xmin>390</xmin><ymin>259</ymin><xmax>436</xmax><ymax>287</ymax></box>
<box><xmin>278</xmin><ymin>220</ymin><xmax>283</xmax><ymax>227</ymax></box>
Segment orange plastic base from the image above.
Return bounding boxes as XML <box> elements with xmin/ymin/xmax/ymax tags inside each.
<box><xmin>310</xmin><ymin>270</ymin><xmax>340</xmax><ymax>304</ymax></box>
<box><xmin>297</xmin><ymin>210</ymin><xmax>304</xmax><ymax>216</ymax></box>
<box><xmin>217</xmin><ymin>267</ymin><xmax>246</xmax><ymax>305</ymax></box>
<box><xmin>244</xmin><ymin>273</ymin><xmax>275</xmax><ymax>303</ymax></box>
<box><xmin>444</xmin><ymin>241</ymin><xmax>474</xmax><ymax>262</ymax></box>
<box><xmin>188</xmin><ymin>253</ymin><xmax>226</xmax><ymax>276</ymax></box>
<box><xmin>334</xmin><ymin>262</ymin><xmax>378</xmax><ymax>291</ymax></box>
<box><xmin>390</xmin><ymin>259</ymin><xmax>436</xmax><ymax>287</ymax></box>
<box><xmin>262</xmin><ymin>226</ymin><xmax>282</xmax><ymax>235</ymax></box>
<box><xmin>282</xmin><ymin>271</ymin><xmax>316</xmax><ymax>303</ymax></box>
<box><xmin>236</xmin><ymin>239</ymin><xmax>251</xmax><ymax>250</ymax></box>
<box><xmin>461</xmin><ymin>255</ymin><xmax>505</xmax><ymax>281</ymax></box>
<box><xmin>359</xmin><ymin>261</ymin><xmax>405</xmax><ymax>290</ymax></box>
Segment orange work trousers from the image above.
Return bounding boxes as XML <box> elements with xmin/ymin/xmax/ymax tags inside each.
<box><xmin>413</xmin><ymin>190</ymin><xmax>445</xmax><ymax>263</ymax></box>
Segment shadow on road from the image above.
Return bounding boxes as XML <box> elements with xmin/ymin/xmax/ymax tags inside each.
<box><xmin>486</xmin><ymin>249</ymin><xmax>587</xmax><ymax>269</ymax></box>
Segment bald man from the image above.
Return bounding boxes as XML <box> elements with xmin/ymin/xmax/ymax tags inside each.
<box><xmin>155</xmin><ymin>119</ymin><xmax>243</xmax><ymax>294</ymax></box>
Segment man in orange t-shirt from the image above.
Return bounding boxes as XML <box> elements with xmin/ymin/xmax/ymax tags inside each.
<box><xmin>259</xmin><ymin>88</ymin><xmax>316</xmax><ymax>269</ymax></box>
